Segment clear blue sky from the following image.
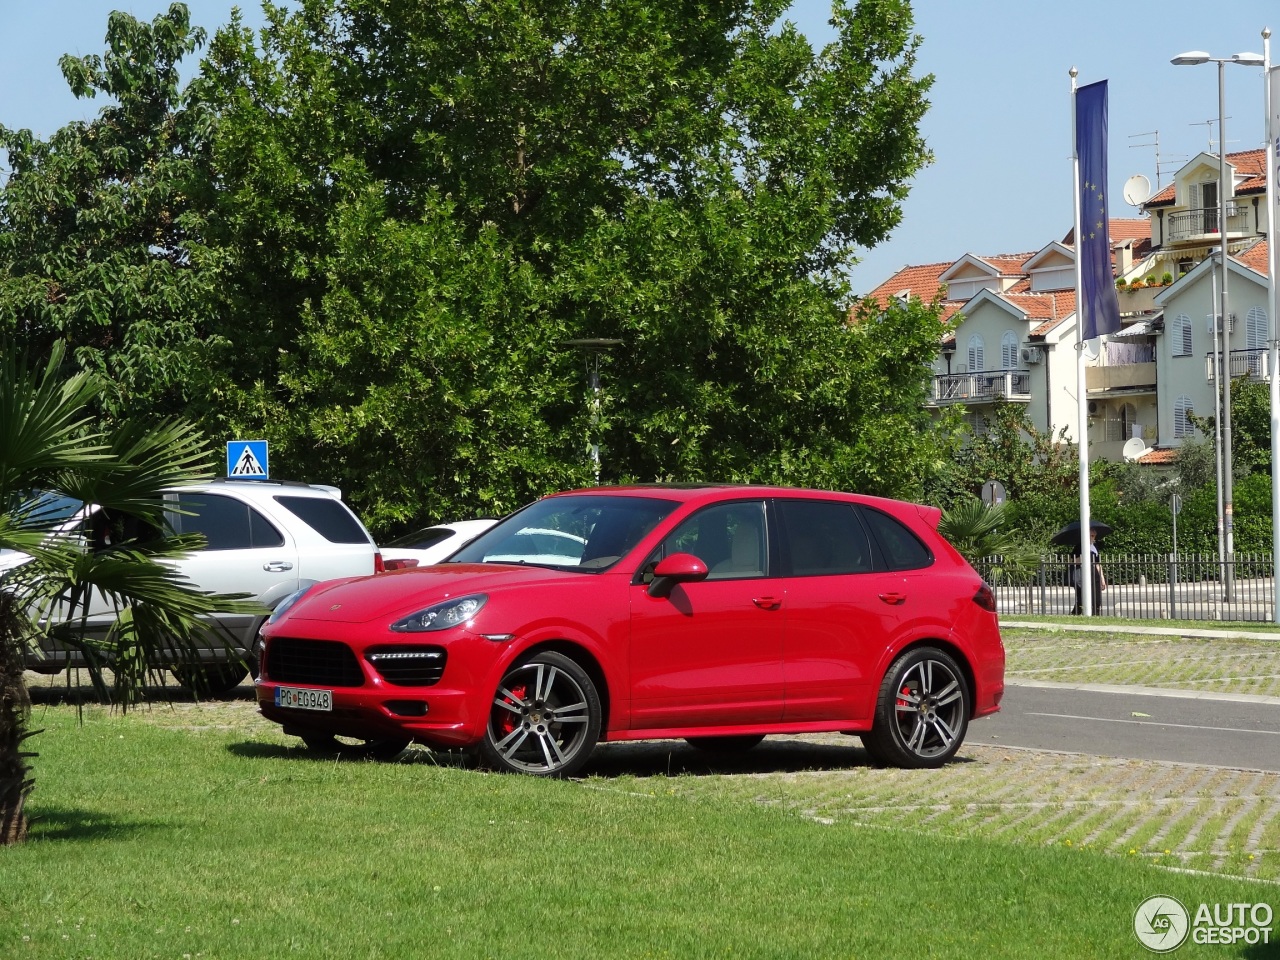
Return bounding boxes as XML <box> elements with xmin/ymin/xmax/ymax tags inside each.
<box><xmin>2</xmin><ymin>2</ymin><xmax>1276</xmax><ymax>294</ymax></box>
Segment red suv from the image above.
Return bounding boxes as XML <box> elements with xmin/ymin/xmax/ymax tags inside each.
<box><xmin>256</xmin><ymin>486</ymin><xmax>1004</xmax><ymax>775</ymax></box>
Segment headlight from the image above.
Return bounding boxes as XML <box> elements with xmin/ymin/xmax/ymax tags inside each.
<box><xmin>267</xmin><ymin>586</ymin><xmax>312</xmax><ymax>625</ymax></box>
<box><xmin>390</xmin><ymin>594</ymin><xmax>487</xmax><ymax>633</ymax></box>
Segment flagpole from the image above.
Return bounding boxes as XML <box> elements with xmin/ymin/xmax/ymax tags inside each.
<box><xmin>1071</xmin><ymin>66</ymin><xmax>1094</xmax><ymax>618</ymax></box>
<box><xmin>1265</xmin><ymin>26</ymin><xmax>1279</xmax><ymax>623</ymax></box>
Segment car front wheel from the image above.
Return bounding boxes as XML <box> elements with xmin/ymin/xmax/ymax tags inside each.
<box><xmin>479</xmin><ymin>651</ymin><xmax>601</xmax><ymax>777</ymax></box>
<box><xmin>864</xmin><ymin>647</ymin><xmax>969</xmax><ymax>769</ymax></box>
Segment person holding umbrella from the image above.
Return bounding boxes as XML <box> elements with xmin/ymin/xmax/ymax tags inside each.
<box><xmin>1053</xmin><ymin>520</ymin><xmax>1111</xmax><ymax>615</ymax></box>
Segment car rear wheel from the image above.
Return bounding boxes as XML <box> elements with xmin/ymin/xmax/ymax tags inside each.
<box><xmin>684</xmin><ymin>735</ymin><xmax>765</xmax><ymax>752</ymax></box>
<box><xmin>480</xmin><ymin>651</ymin><xmax>600</xmax><ymax>777</ymax></box>
<box><xmin>300</xmin><ymin>733</ymin><xmax>410</xmax><ymax>761</ymax></box>
<box><xmin>172</xmin><ymin>663</ymin><xmax>250</xmax><ymax>696</ymax></box>
<box><xmin>864</xmin><ymin>647</ymin><xmax>969</xmax><ymax>769</ymax></box>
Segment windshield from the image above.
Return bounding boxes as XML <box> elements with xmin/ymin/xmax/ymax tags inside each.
<box><xmin>12</xmin><ymin>492</ymin><xmax>84</xmax><ymax>527</ymax></box>
<box><xmin>448</xmin><ymin>495</ymin><xmax>677</xmax><ymax>571</ymax></box>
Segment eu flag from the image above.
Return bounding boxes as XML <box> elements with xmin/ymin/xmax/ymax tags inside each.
<box><xmin>1075</xmin><ymin>80</ymin><xmax>1121</xmax><ymax>340</ymax></box>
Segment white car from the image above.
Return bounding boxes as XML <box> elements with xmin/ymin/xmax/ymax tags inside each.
<box><xmin>14</xmin><ymin>479</ymin><xmax>382</xmax><ymax>693</ymax></box>
<box><xmin>379</xmin><ymin>519</ymin><xmax>499</xmax><ymax>570</ymax></box>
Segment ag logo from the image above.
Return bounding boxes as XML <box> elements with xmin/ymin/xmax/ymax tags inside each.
<box><xmin>1135</xmin><ymin>895</ymin><xmax>1190</xmax><ymax>953</ymax></box>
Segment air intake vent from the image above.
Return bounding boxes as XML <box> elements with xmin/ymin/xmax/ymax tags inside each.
<box><xmin>265</xmin><ymin>638</ymin><xmax>364</xmax><ymax>687</ymax></box>
<box><xmin>367</xmin><ymin>646</ymin><xmax>447</xmax><ymax>686</ymax></box>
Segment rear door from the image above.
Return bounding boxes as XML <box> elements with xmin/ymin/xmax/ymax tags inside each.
<box><xmin>776</xmin><ymin>498</ymin><xmax>908</xmax><ymax>723</ymax></box>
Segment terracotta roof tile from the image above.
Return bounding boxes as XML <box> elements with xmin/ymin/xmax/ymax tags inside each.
<box><xmin>862</xmin><ymin>261</ymin><xmax>954</xmax><ymax>310</ymax></box>
<box><xmin>1238</xmin><ymin>239</ymin><xmax>1270</xmax><ymax>275</ymax></box>
<box><xmin>1137</xmin><ymin>447</ymin><xmax>1179</xmax><ymax>465</ymax></box>
<box><xmin>974</xmin><ymin>253</ymin><xmax>1037</xmax><ymax>275</ymax></box>
<box><xmin>1144</xmin><ymin>149</ymin><xmax>1267</xmax><ymax>206</ymax></box>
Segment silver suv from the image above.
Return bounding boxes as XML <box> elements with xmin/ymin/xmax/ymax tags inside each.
<box><xmin>19</xmin><ymin>479</ymin><xmax>382</xmax><ymax>693</ymax></box>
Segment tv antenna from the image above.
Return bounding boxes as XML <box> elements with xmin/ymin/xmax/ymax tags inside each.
<box><xmin>1190</xmin><ymin>117</ymin><xmax>1234</xmax><ymax>154</ymax></box>
<box><xmin>1128</xmin><ymin>130</ymin><xmax>1183</xmax><ymax>188</ymax></box>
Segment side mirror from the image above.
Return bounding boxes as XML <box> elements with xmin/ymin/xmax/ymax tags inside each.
<box><xmin>646</xmin><ymin>552</ymin><xmax>709</xmax><ymax>598</ymax></box>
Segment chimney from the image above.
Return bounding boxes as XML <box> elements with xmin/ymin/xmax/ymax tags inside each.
<box><xmin>1116</xmin><ymin>240</ymin><xmax>1133</xmax><ymax>277</ymax></box>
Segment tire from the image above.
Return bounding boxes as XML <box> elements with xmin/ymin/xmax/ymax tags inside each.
<box><xmin>479</xmin><ymin>651</ymin><xmax>601</xmax><ymax>777</ymax></box>
<box><xmin>863</xmin><ymin>647</ymin><xmax>970</xmax><ymax>769</ymax></box>
<box><xmin>300</xmin><ymin>733</ymin><xmax>410</xmax><ymax>761</ymax></box>
<box><xmin>172</xmin><ymin>662</ymin><xmax>250</xmax><ymax>696</ymax></box>
<box><xmin>858</xmin><ymin>734</ymin><xmax>892</xmax><ymax>766</ymax></box>
<box><xmin>684</xmin><ymin>735</ymin><xmax>765</xmax><ymax>752</ymax></box>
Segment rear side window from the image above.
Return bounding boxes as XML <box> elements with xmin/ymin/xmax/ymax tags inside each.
<box><xmin>387</xmin><ymin>527</ymin><xmax>454</xmax><ymax>550</ymax></box>
<box><xmin>274</xmin><ymin>495</ymin><xmax>371</xmax><ymax>544</ymax></box>
<box><xmin>858</xmin><ymin>506</ymin><xmax>933</xmax><ymax>571</ymax></box>
<box><xmin>168</xmin><ymin>495</ymin><xmax>285</xmax><ymax>551</ymax></box>
<box><xmin>777</xmin><ymin>500</ymin><xmax>875</xmax><ymax>576</ymax></box>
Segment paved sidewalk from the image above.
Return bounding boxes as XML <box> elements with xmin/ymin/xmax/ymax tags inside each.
<box><xmin>1002</xmin><ymin>619</ymin><xmax>1280</xmax><ymax>641</ymax></box>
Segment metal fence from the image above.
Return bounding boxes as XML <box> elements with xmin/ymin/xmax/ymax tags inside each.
<box><xmin>972</xmin><ymin>553</ymin><xmax>1278</xmax><ymax>623</ymax></box>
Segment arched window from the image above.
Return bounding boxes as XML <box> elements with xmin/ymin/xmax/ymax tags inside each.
<box><xmin>967</xmin><ymin>335</ymin><xmax>984</xmax><ymax>372</ymax></box>
<box><xmin>1001</xmin><ymin>331</ymin><xmax>1019</xmax><ymax>369</ymax></box>
<box><xmin>1174</xmin><ymin>396</ymin><xmax>1194</xmax><ymax>438</ymax></box>
<box><xmin>1173</xmin><ymin>314</ymin><xmax>1192</xmax><ymax>357</ymax></box>
<box><xmin>1246</xmin><ymin>305</ymin><xmax>1268</xmax><ymax>351</ymax></box>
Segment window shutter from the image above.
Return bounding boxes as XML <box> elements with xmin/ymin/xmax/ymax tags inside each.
<box><xmin>1247</xmin><ymin>306</ymin><xmax>1267</xmax><ymax>351</ymax></box>
<box><xmin>1174</xmin><ymin>396</ymin><xmax>1193</xmax><ymax>438</ymax></box>
<box><xmin>967</xmin><ymin>335</ymin><xmax>984</xmax><ymax>372</ymax></box>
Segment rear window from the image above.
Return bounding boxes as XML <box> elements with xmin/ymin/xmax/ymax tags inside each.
<box><xmin>274</xmin><ymin>495</ymin><xmax>371</xmax><ymax>544</ymax></box>
<box><xmin>858</xmin><ymin>506</ymin><xmax>933</xmax><ymax>571</ymax></box>
<box><xmin>386</xmin><ymin>527</ymin><xmax>454</xmax><ymax>550</ymax></box>
<box><xmin>168</xmin><ymin>495</ymin><xmax>285</xmax><ymax>550</ymax></box>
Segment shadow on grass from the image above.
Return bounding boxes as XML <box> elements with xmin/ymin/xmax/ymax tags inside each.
<box><xmin>26</xmin><ymin>806</ymin><xmax>150</xmax><ymax>843</ymax></box>
<box><xmin>227</xmin><ymin>735</ymin><xmax>976</xmax><ymax>778</ymax></box>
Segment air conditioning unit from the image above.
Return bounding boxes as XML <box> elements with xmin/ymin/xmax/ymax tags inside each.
<box><xmin>1018</xmin><ymin>345</ymin><xmax>1043</xmax><ymax>365</ymax></box>
<box><xmin>1207</xmin><ymin>313</ymin><xmax>1236</xmax><ymax>334</ymax></box>
<box><xmin>1087</xmin><ymin>400</ymin><xmax>1100</xmax><ymax>415</ymax></box>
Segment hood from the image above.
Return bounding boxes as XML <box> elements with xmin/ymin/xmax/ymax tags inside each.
<box><xmin>287</xmin><ymin>562</ymin><xmax>588</xmax><ymax>624</ymax></box>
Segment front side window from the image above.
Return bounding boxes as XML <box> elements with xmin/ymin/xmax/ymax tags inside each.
<box><xmin>858</xmin><ymin>507</ymin><xmax>933</xmax><ymax>571</ymax></box>
<box><xmin>776</xmin><ymin>500</ymin><xmax>875</xmax><ymax>576</ymax></box>
<box><xmin>648</xmin><ymin>500</ymin><xmax>767</xmax><ymax>580</ymax></box>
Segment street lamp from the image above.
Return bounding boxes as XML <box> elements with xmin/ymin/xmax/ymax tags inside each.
<box><xmin>1171</xmin><ymin>49</ymin><xmax>1265</xmax><ymax>601</ymax></box>
<box><xmin>562</xmin><ymin>338</ymin><xmax>622</xmax><ymax>483</ymax></box>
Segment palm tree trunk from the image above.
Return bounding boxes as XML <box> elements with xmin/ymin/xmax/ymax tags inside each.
<box><xmin>0</xmin><ymin>596</ymin><xmax>34</xmax><ymax>845</ymax></box>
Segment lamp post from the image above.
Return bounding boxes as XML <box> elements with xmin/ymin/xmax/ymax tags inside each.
<box><xmin>562</xmin><ymin>338</ymin><xmax>622</xmax><ymax>483</ymax></box>
<box><xmin>1171</xmin><ymin>49</ymin><xmax>1266</xmax><ymax>601</ymax></box>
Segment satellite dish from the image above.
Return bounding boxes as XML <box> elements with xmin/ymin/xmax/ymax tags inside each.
<box><xmin>1122</xmin><ymin>437</ymin><xmax>1151</xmax><ymax>462</ymax></box>
<box><xmin>1082</xmin><ymin>338</ymin><xmax>1099</xmax><ymax>361</ymax></box>
<box><xmin>1123</xmin><ymin>174</ymin><xmax>1152</xmax><ymax>206</ymax></box>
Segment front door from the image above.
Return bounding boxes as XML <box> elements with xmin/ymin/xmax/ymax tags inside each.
<box><xmin>628</xmin><ymin>500</ymin><xmax>784</xmax><ymax>729</ymax></box>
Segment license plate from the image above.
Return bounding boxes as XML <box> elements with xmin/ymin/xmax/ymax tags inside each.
<box><xmin>274</xmin><ymin>686</ymin><xmax>333</xmax><ymax>711</ymax></box>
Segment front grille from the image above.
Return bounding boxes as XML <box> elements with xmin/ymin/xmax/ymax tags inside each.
<box><xmin>366</xmin><ymin>646</ymin><xmax>447</xmax><ymax>686</ymax></box>
<box><xmin>266</xmin><ymin>638</ymin><xmax>365</xmax><ymax>687</ymax></box>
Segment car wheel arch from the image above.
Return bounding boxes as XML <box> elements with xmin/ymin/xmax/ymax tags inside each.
<box><xmin>877</xmin><ymin>637</ymin><xmax>977</xmax><ymax>717</ymax></box>
<box><xmin>498</xmin><ymin>639</ymin><xmax>613</xmax><ymax>737</ymax></box>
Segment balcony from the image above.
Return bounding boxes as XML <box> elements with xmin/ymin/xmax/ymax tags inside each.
<box><xmin>1085</xmin><ymin>362</ymin><xmax>1156</xmax><ymax>393</ymax></box>
<box><xmin>929</xmin><ymin>370</ymin><xmax>1031</xmax><ymax>405</ymax></box>
<box><xmin>1205</xmin><ymin>348</ymin><xmax>1270</xmax><ymax>383</ymax></box>
<box><xmin>1165</xmin><ymin>203</ymin><xmax>1250</xmax><ymax>245</ymax></box>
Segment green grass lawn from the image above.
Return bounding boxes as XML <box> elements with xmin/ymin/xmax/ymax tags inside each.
<box><xmin>2</xmin><ymin>707</ymin><xmax>1275</xmax><ymax>959</ymax></box>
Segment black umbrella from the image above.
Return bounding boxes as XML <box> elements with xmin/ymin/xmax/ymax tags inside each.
<box><xmin>1050</xmin><ymin>519</ymin><xmax>1113</xmax><ymax>547</ymax></box>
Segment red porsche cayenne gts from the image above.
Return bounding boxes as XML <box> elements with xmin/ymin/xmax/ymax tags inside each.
<box><xmin>256</xmin><ymin>486</ymin><xmax>1004</xmax><ymax>776</ymax></box>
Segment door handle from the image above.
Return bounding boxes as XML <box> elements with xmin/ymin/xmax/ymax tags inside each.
<box><xmin>878</xmin><ymin>592</ymin><xmax>906</xmax><ymax>606</ymax></box>
<box><xmin>263</xmin><ymin>561</ymin><xmax>295</xmax><ymax>572</ymax></box>
<box><xmin>752</xmin><ymin>596</ymin><xmax>782</xmax><ymax>610</ymax></box>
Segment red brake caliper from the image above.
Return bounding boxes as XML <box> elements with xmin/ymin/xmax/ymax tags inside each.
<box><xmin>897</xmin><ymin>684</ymin><xmax>912</xmax><ymax>709</ymax></box>
<box><xmin>500</xmin><ymin>684</ymin><xmax>527</xmax><ymax>737</ymax></box>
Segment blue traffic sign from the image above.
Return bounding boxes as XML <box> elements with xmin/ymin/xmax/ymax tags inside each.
<box><xmin>226</xmin><ymin>440</ymin><xmax>269</xmax><ymax>479</ymax></box>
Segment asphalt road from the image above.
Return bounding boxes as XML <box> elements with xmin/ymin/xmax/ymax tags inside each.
<box><xmin>969</xmin><ymin>681</ymin><xmax>1280</xmax><ymax>772</ymax></box>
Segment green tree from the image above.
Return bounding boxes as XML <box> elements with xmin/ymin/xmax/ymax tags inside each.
<box><xmin>0</xmin><ymin>342</ymin><xmax>254</xmax><ymax>845</ymax></box>
<box><xmin>184</xmin><ymin>0</ymin><xmax>938</xmax><ymax>530</ymax></box>
<box><xmin>0</xmin><ymin>5</ymin><xmax>214</xmax><ymax>419</ymax></box>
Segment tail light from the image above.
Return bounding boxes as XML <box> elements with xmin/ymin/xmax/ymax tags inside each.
<box><xmin>374</xmin><ymin>551</ymin><xmax>386</xmax><ymax>574</ymax></box>
<box><xmin>973</xmin><ymin>583</ymin><xmax>997</xmax><ymax>613</ymax></box>
<box><xmin>384</xmin><ymin>558</ymin><xmax>420</xmax><ymax>571</ymax></box>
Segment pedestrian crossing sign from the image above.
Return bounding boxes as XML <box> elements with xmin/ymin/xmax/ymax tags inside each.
<box><xmin>226</xmin><ymin>440</ymin><xmax>269</xmax><ymax>479</ymax></box>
